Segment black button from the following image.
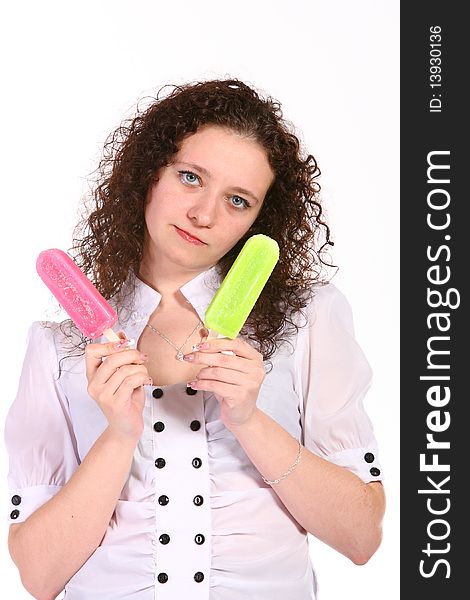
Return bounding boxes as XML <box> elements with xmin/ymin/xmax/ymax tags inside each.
<box><xmin>153</xmin><ymin>421</ymin><xmax>165</xmax><ymax>432</ymax></box>
<box><xmin>157</xmin><ymin>573</ymin><xmax>168</xmax><ymax>584</ymax></box>
<box><xmin>158</xmin><ymin>495</ymin><xmax>169</xmax><ymax>506</ymax></box>
<box><xmin>152</xmin><ymin>388</ymin><xmax>164</xmax><ymax>399</ymax></box>
<box><xmin>193</xmin><ymin>495</ymin><xmax>204</xmax><ymax>506</ymax></box>
<box><xmin>194</xmin><ymin>572</ymin><xmax>204</xmax><ymax>583</ymax></box>
<box><xmin>364</xmin><ymin>452</ymin><xmax>375</xmax><ymax>463</ymax></box>
<box><xmin>190</xmin><ymin>420</ymin><xmax>201</xmax><ymax>431</ymax></box>
<box><xmin>155</xmin><ymin>458</ymin><xmax>166</xmax><ymax>469</ymax></box>
<box><xmin>194</xmin><ymin>533</ymin><xmax>205</xmax><ymax>545</ymax></box>
<box><xmin>370</xmin><ymin>467</ymin><xmax>381</xmax><ymax>477</ymax></box>
<box><xmin>11</xmin><ymin>495</ymin><xmax>21</xmax><ymax>506</ymax></box>
<box><xmin>186</xmin><ymin>386</ymin><xmax>198</xmax><ymax>395</ymax></box>
<box><xmin>159</xmin><ymin>533</ymin><xmax>170</xmax><ymax>545</ymax></box>
<box><xmin>192</xmin><ymin>457</ymin><xmax>202</xmax><ymax>469</ymax></box>
<box><xmin>10</xmin><ymin>509</ymin><xmax>20</xmax><ymax>520</ymax></box>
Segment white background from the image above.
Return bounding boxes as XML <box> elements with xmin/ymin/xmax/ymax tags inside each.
<box><xmin>0</xmin><ymin>1</ymin><xmax>399</xmax><ymax>598</ymax></box>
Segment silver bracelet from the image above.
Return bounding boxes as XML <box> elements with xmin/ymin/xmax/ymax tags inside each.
<box><xmin>261</xmin><ymin>440</ymin><xmax>303</xmax><ymax>486</ymax></box>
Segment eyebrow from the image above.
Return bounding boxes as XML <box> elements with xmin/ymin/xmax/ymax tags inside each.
<box><xmin>174</xmin><ymin>161</ymin><xmax>261</xmax><ymax>204</ymax></box>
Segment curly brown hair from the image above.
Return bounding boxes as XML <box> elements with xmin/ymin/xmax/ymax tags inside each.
<box><xmin>71</xmin><ymin>78</ymin><xmax>334</xmax><ymax>359</ymax></box>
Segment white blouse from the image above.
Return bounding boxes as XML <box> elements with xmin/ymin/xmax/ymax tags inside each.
<box><xmin>4</xmin><ymin>267</ymin><xmax>383</xmax><ymax>599</ymax></box>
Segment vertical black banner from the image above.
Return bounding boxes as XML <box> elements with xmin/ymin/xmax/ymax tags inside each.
<box><xmin>401</xmin><ymin>3</ymin><xmax>465</xmax><ymax>597</ymax></box>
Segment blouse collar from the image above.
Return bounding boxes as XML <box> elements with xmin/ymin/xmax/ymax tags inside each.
<box><xmin>113</xmin><ymin>266</ymin><xmax>221</xmax><ymax>341</ymax></box>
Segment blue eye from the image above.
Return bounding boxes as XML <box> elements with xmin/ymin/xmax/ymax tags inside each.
<box><xmin>178</xmin><ymin>171</ymin><xmax>200</xmax><ymax>185</ymax></box>
<box><xmin>229</xmin><ymin>195</ymin><xmax>250</xmax><ymax>210</ymax></box>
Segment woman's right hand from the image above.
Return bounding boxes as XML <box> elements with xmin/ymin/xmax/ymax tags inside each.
<box><xmin>85</xmin><ymin>339</ymin><xmax>151</xmax><ymax>442</ymax></box>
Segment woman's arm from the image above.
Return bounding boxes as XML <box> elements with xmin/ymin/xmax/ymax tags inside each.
<box><xmin>9</xmin><ymin>428</ymin><xmax>138</xmax><ymax>600</ymax></box>
<box><xmin>229</xmin><ymin>407</ymin><xmax>385</xmax><ymax>564</ymax></box>
<box><xmin>8</xmin><ymin>340</ymin><xmax>150</xmax><ymax>600</ymax></box>
<box><xmin>185</xmin><ymin>335</ymin><xmax>385</xmax><ymax>565</ymax></box>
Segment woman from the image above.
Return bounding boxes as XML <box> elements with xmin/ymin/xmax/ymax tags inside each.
<box><xmin>5</xmin><ymin>79</ymin><xmax>385</xmax><ymax>599</ymax></box>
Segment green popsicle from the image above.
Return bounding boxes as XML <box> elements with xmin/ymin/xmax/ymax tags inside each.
<box><xmin>205</xmin><ymin>234</ymin><xmax>280</xmax><ymax>338</ymax></box>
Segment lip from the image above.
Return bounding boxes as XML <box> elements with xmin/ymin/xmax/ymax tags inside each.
<box><xmin>174</xmin><ymin>226</ymin><xmax>206</xmax><ymax>245</ymax></box>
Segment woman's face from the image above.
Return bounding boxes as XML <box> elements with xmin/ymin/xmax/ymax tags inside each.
<box><xmin>142</xmin><ymin>125</ymin><xmax>275</xmax><ymax>278</ymax></box>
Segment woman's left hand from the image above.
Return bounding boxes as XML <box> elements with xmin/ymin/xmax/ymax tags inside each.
<box><xmin>183</xmin><ymin>338</ymin><xmax>265</xmax><ymax>430</ymax></box>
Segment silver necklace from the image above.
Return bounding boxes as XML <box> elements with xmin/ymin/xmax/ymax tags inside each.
<box><xmin>146</xmin><ymin>319</ymin><xmax>204</xmax><ymax>361</ymax></box>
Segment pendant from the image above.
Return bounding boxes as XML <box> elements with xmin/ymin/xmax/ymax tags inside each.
<box><xmin>176</xmin><ymin>350</ymin><xmax>185</xmax><ymax>361</ymax></box>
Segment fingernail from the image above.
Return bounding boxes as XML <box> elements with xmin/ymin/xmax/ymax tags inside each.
<box><xmin>140</xmin><ymin>353</ymin><xmax>149</xmax><ymax>361</ymax></box>
<box><xmin>187</xmin><ymin>380</ymin><xmax>197</xmax><ymax>387</ymax></box>
<box><xmin>195</xmin><ymin>343</ymin><xmax>209</xmax><ymax>350</ymax></box>
<box><xmin>183</xmin><ymin>353</ymin><xmax>194</xmax><ymax>362</ymax></box>
<box><xmin>114</xmin><ymin>339</ymin><xmax>131</xmax><ymax>349</ymax></box>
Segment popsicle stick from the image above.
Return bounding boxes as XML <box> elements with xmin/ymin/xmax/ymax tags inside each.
<box><xmin>103</xmin><ymin>328</ymin><xmax>121</xmax><ymax>342</ymax></box>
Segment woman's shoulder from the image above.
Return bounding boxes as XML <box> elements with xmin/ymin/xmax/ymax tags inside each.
<box><xmin>311</xmin><ymin>281</ymin><xmax>345</xmax><ymax>301</ymax></box>
<box><xmin>25</xmin><ymin>320</ymin><xmax>85</xmax><ymax>361</ymax></box>
<box><xmin>304</xmin><ymin>281</ymin><xmax>352</xmax><ymax>323</ymax></box>
<box><xmin>282</xmin><ymin>282</ymin><xmax>352</xmax><ymax>353</ymax></box>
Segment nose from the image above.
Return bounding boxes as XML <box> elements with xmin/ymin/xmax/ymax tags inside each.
<box><xmin>187</xmin><ymin>189</ymin><xmax>218</xmax><ymax>227</ymax></box>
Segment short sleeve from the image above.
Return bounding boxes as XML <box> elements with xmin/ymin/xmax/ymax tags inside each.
<box><xmin>4</xmin><ymin>322</ymin><xmax>79</xmax><ymax>524</ymax></box>
<box><xmin>296</xmin><ymin>284</ymin><xmax>383</xmax><ymax>483</ymax></box>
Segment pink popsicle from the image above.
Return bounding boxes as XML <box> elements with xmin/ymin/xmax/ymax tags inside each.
<box><xmin>36</xmin><ymin>248</ymin><xmax>120</xmax><ymax>341</ymax></box>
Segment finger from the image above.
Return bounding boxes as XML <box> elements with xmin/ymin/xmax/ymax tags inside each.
<box><xmin>85</xmin><ymin>338</ymin><xmax>134</xmax><ymax>379</ymax></box>
<box><xmin>88</xmin><ymin>364</ymin><xmax>150</xmax><ymax>401</ymax></box>
<box><xmin>187</xmin><ymin>378</ymin><xmax>237</xmax><ymax>397</ymax></box>
<box><xmin>107</xmin><ymin>364</ymin><xmax>150</xmax><ymax>396</ymax></box>
<box><xmin>113</xmin><ymin>370</ymin><xmax>152</xmax><ymax>401</ymax></box>
<box><xmin>93</xmin><ymin>350</ymin><xmax>148</xmax><ymax>386</ymax></box>
<box><xmin>194</xmin><ymin>365</ymin><xmax>247</xmax><ymax>385</ymax></box>
<box><xmin>183</xmin><ymin>350</ymin><xmax>251</xmax><ymax>374</ymax></box>
<box><xmin>194</xmin><ymin>337</ymin><xmax>262</xmax><ymax>360</ymax></box>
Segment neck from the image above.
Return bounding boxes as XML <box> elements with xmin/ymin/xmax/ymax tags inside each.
<box><xmin>138</xmin><ymin>261</ymin><xmax>201</xmax><ymax>298</ymax></box>
<box><xmin>139</xmin><ymin>238</ymin><xmax>216</xmax><ymax>297</ymax></box>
